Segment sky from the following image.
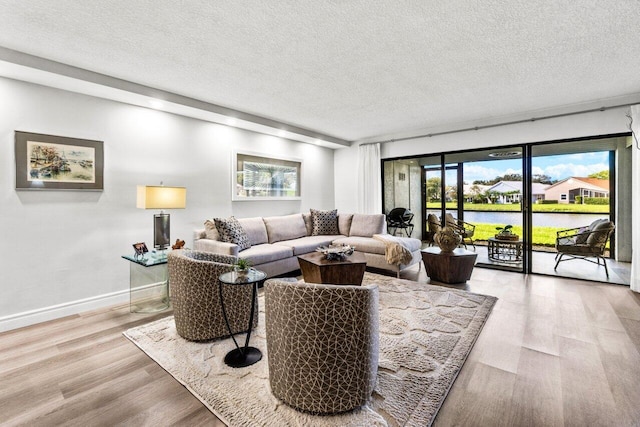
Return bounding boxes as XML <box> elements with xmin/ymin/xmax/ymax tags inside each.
<box><xmin>460</xmin><ymin>151</ymin><xmax>609</xmax><ymax>184</ymax></box>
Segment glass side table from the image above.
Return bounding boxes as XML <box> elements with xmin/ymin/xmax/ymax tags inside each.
<box><xmin>122</xmin><ymin>254</ymin><xmax>170</xmax><ymax>313</ymax></box>
<box><xmin>218</xmin><ymin>268</ymin><xmax>267</xmax><ymax>368</ymax></box>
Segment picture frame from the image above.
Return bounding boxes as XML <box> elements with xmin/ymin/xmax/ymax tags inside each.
<box><xmin>133</xmin><ymin>242</ymin><xmax>149</xmax><ymax>255</ymax></box>
<box><xmin>232</xmin><ymin>150</ymin><xmax>302</xmax><ymax>201</ymax></box>
<box><xmin>15</xmin><ymin>131</ymin><xmax>104</xmax><ymax>191</ymax></box>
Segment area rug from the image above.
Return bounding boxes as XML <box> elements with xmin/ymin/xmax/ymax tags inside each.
<box><xmin>124</xmin><ymin>272</ymin><xmax>497</xmax><ymax>426</ymax></box>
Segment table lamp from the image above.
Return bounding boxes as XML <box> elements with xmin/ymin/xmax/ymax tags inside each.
<box><xmin>137</xmin><ymin>184</ymin><xmax>186</xmax><ymax>251</ymax></box>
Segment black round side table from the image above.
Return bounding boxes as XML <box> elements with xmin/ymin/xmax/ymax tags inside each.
<box><xmin>218</xmin><ymin>268</ymin><xmax>266</xmax><ymax>368</ymax></box>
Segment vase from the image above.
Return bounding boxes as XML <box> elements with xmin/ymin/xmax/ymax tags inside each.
<box><xmin>434</xmin><ymin>227</ymin><xmax>462</xmax><ymax>252</ymax></box>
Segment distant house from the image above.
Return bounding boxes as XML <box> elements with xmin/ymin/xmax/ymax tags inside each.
<box><xmin>484</xmin><ymin>181</ymin><xmax>549</xmax><ymax>204</ymax></box>
<box><xmin>544</xmin><ymin>177</ymin><xmax>609</xmax><ymax>204</ymax></box>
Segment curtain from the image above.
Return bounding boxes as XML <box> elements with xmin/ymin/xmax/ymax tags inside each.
<box><xmin>631</xmin><ymin>105</ymin><xmax>640</xmax><ymax>293</ymax></box>
<box><xmin>357</xmin><ymin>143</ymin><xmax>382</xmax><ymax>214</ymax></box>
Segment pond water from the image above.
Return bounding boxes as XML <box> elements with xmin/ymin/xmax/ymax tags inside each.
<box><xmin>438</xmin><ymin>211</ymin><xmax>609</xmax><ymax>229</ymax></box>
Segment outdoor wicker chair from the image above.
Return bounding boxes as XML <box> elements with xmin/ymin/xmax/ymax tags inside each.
<box><xmin>425</xmin><ymin>213</ymin><xmax>442</xmax><ymax>246</ymax></box>
<box><xmin>444</xmin><ymin>213</ymin><xmax>476</xmax><ymax>250</ymax></box>
<box><xmin>554</xmin><ymin>219</ymin><xmax>615</xmax><ymax>276</ymax></box>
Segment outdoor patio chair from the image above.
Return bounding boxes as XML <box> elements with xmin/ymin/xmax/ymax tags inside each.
<box><xmin>444</xmin><ymin>213</ymin><xmax>476</xmax><ymax>250</ymax></box>
<box><xmin>554</xmin><ymin>219</ymin><xmax>615</xmax><ymax>276</ymax></box>
<box><xmin>386</xmin><ymin>207</ymin><xmax>415</xmax><ymax>237</ymax></box>
<box><xmin>426</xmin><ymin>213</ymin><xmax>441</xmax><ymax>246</ymax></box>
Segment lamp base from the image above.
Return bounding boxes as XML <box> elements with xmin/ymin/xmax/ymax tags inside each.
<box><xmin>154</xmin><ymin>213</ymin><xmax>171</xmax><ymax>251</ymax></box>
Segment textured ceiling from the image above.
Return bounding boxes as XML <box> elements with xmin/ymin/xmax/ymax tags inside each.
<box><xmin>0</xmin><ymin>1</ymin><xmax>639</xmax><ymax>142</ymax></box>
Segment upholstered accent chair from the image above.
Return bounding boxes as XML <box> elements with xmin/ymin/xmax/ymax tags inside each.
<box><xmin>444</xmin><ymin>213</ymin><xmax>476</xmax><ymax>250</ymax></box>
<box><xmin>168</xmin><ymin>250</ymin><xmax>258</xmax><ymax>341</ymax></box>
<box><xmin>264</xmin><ymin>279</ymin><xmax>379</xmax><ymax>415</ymax></box>
<box><xmin>555</xmin><ymin>219</ymin><xmax>615</xmax><ymax>276</ymax></box>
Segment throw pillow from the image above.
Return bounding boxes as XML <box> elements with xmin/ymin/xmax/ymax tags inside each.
<box><xmin>575</xmin><ymin>227</ymin><xmax>589</xmax><ymax>244</ymax></box>
<box><xmin>310</xmin><ymin>209</ymin><xmax>339</xmax><ymax>236</ymax></box>
<box><xmin>214</xmin><ymin>216</ymin><xmax>251</xmax><ymax>251</ymax></box>
<box><xmin>204</xmin><ymin>219</ymin><xmax>220</xmax><ymax>240</ymax></box>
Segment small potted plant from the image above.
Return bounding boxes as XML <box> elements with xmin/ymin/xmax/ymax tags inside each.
<box><xmin>495</xmin><ymin>225</ymin><xmax>518</xmax><ymax>240</ymax></box>
<box><xmin>234</xmin><ymin>258</ymin><xmax>252</xmax><ymax>276</ymax></box>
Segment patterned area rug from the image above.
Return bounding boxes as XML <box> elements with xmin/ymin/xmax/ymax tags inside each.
<box><xmin>124</xmin><ymin>272</ymin><xmax>497</xmax><ymax>426</ymax></box>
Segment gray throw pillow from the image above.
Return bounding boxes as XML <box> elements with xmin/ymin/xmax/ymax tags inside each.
<box><xmin>214</xmin><ymin>216</ymin><xmax>251</xmax><ymax>251</ymax></box>
<box><xmin>310</xmin><ymin>209</ymin><xmax>339</xmax><ymax>236</ymax></box>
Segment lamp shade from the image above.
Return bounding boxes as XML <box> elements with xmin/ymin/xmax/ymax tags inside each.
<box><xmin>137</xmin><ymin>185</ymin><xmax>186</xmax><ymax>209</ymax></box>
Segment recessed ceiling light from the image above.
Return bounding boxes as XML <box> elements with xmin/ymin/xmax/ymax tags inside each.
<box><xmin>278</xmin><ymin>130</ymin><xmax>286</xmax><ymax>137</ymax></box>
<box><xmin>488</xmin><ymin>151</ymin><xmax>521</xmax><ymax>158</ymax></box>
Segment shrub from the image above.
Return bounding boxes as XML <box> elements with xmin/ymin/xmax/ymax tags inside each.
<box><xmin>538</xmin><ymin>199</ymin><xmax>558</xmax><ymax>204</ymax></box>
<box><xmin>574</xmin><ymin>196</ymin><xmax>582</xmax><ymax>204</ymax></box>
<box><xmin>585</xmin><ymin>197</ymin><xmax>609</xmax><ymax>205</ymax></box>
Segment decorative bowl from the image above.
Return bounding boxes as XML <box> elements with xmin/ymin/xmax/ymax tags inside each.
<box><xmin>316</xmin><ymin>244</ymin><xmax>355</xmax><ymax>260</ymax></box>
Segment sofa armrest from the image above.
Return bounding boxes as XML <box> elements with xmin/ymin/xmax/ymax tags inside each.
<box><xmin>194</xmin><ymin>228</ymin><xmax>207</xmax><ymax>241</ymax></box>
<box><xmin>193</xmin><ymin>238</ymin><xmax>240</xmax><ymax>257</ymax></box>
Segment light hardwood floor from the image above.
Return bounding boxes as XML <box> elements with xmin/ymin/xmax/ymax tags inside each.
<box><xmin>2</xmin><ymin>266</ymin><xmax>639</xmax><ymax>426</ymax></box>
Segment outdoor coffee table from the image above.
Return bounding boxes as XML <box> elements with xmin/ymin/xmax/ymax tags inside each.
<box><xmin>297</xmin><ymin>251</ymin><xmax>367</xmax><ymax>285</ymax></box>
<box><xmin>488</xmin><ymin>237</ymin><xmax>523</xmax><ymax>263</ymax></box>
<box><xmin>218</xmin><ymin>268</ymin><xmax>266</xmax><ymax>368</ymax></box>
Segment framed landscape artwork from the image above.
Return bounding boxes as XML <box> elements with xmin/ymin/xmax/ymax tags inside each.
<box><xmin>15</xmin><ymin>131</ymin><xmax>104</xmax><ymax>191</ymax></box>
<box><xmin>232</xmin><ymin>151</ymin><xmax>302</xmax><ymax>201</ymax></box>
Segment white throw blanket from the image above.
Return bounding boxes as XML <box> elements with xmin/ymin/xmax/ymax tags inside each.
<box><xmin>373</xmin><ymin>234</ymin><xmax>414</xmax><ymax>265</ymax></box>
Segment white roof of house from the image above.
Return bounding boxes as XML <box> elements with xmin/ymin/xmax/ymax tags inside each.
<box><xmin>486</xmin><ymin>181</ymin><xmax>549</xmax><ymax>195</ymax></box>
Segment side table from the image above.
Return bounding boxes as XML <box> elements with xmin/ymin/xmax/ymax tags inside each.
<box><xmin>488</xmin><ymin>237</ymin><xmax>523</xmax><ymax>263</ymax></box>
<box><xmin>121</xmin><ymin>254</ymin><xmax>170</xmax><ymax>313</ymax></box>
<box><xmin>219</xmin><ymin>268</ymin><xmax>266</xmax><ymax>368</ymax></box>
<box><xmin>421</xmin><ymin>247</ymin><xmax>477</xmax><ymax>284</ymax></box>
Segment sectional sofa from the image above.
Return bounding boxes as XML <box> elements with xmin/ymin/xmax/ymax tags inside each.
<box><xmin>193</xmin><ymin>212</ymin><xmax>422</xmax><ymax>278</ymax></box>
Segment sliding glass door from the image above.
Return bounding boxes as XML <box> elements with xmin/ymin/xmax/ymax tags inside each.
<box><xmin>381</xmin><ymin>133</ymin><xmax>631</xmax><ymax>284</ymax></box>
<box><xmin>445</xmin><ymin>147</ymin><xmax>526</xmax><ymax>272</ymax></box>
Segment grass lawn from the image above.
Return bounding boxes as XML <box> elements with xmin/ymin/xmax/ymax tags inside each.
<box><xmin>473</xmin><ymin>223</ymin><xmax>561</xmax><ymax>247</ymax></box>
<box><xmin>427</xmin><ymin>202</ymin><xmax>609</xmax><ymax>214</ymax></box>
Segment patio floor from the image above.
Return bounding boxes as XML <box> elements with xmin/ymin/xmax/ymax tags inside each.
<box><xmin>423</xmin><ymin>242</ymin><xmax>631</xmax><ymax>286</ymax></box>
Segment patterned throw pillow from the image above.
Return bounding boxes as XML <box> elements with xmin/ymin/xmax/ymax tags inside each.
<box><xmin>214</xmin><ymin>216</ymin><xmax>251</xmax><ymax>251</ymax></box>
<box><xmin>310</xmin><ymin>209</ymin><xmax>339</xmax><ymax>236</ymax></box>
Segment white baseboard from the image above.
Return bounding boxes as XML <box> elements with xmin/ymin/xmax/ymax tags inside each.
<box><xmin>0</xmin><ymin>289</ymin><xmax>131</xmax><ymax>333</ymax></box>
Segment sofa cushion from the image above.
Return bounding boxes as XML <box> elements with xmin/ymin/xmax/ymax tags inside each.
<box><xmin>238</xmin><ymin>217</ymin><xmax>268</xmax><ymax>246</ymax></box>
<box><xmin>349</xmin><ymin>214</ymin><xmax>386</xmax><ymax>237</ymax></box>
<box><xmin>586</xmin><ymin>220</ymin><xmax>613</xmax><ymax>246</ymax></box>
<box><xmin>238</xmin><ymin>243</ymin><xmax>294</xmax><ymax>265</ymax></box>
<box><xmin>274</xmin><ymin>235</ymin><xmax>342</xmax><ymax>256</ymax></box>
<box><xmin>214</xmin><ymin>216</ymin><xmax>251</xmax><ymax>251</ymax></box>
<box><xmin>204</xmin><ymin>220</ymin><xmax>220</xmax><ymax>240</ymax></box>
<box><xmin>310</xmin><ymin>208</ymin><xmax>339</xmax><ymax>235</ymax></box>
<box><xmin>332</xmin><ymin>236</ymin><xmax>386</xmax><ymax>255</ymax></box>
<box><xmin>302</xmin><ymin>213</ymin><xmax>313</xmax><ymax>236</ymax></box>
<box><xmin>263</xmin><ymin>214</ymin><xmax>307</xmax><ymax>243</ymax></box>
<box><xmin>338</xmin><ymin>213</ymin><xmax>353</xmax><ymax>236</ymax></box>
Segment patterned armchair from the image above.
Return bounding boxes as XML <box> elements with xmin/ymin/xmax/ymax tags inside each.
<box><xmin>555</xmin><ymin>219</ymin><xmax>615</xmax><ymax>276</ymax></box>
<box><xmin>168</xmin><ymin>250</ymin><xmax>258</xmax><ymax>341</ymax></box>
<box><xmin>264</xmin><ymin>279</ymin><xmax>379</xmax><ymax>415</ymax></box>
<box><xmin>444</xmin><ymin>213</ymin><xmax>476</xmax><ymax>249</ymax></box>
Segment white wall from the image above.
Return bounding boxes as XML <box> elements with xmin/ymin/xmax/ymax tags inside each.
<box><xmin>0</xmin><ymin>77</ymin><xmax>335</xmax><ymax>331</ymax></box>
